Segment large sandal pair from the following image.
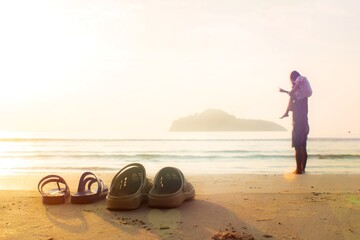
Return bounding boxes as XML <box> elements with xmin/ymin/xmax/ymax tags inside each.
<box><xmin>38</xmin><ymin>172</ymin><xmax>108</xmax><ymax>204</ymax></box>
<box><xmin>106</xmin><ymin>163</ymin><xmax>195</xmax><ymax>210</ymax></box>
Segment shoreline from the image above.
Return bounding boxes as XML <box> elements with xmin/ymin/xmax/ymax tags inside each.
<box><xmin>1</xmin><ymin>173</ymin><xmax>360</xmax><ymax>239</ymax></box>
<box><xmin>1</xmin><ymin>172</ymin><xmax>360</xmax><ymax>193</ymax></box>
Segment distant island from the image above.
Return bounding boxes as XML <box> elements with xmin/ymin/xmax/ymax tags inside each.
<box><xmin>169</xmin><ymin>109</ymin><xmax>286</xmax><ymax>132</ymax></box>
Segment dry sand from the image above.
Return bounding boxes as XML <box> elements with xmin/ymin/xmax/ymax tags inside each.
<box><xmin>0</xmin><ymin>173</ymin><xmax>360</xmax><ymax>240</ymax></box>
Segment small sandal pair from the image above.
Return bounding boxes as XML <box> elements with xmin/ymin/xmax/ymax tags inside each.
<box><xmin>38</xmin><ymin>172</ymin><xmax>108</xmax><ymax>204</ymax></box>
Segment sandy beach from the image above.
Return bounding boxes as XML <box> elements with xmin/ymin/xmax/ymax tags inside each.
<box><xmin>1</xmin><ymin>173</ymin><xmax>359</xmax><ymax>240</ymax></box>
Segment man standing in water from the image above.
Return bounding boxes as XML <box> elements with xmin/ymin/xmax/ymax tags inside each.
<box><xmin>280</xmin><ymin>70</ymin><xmax>312</xmax><ymax>174</ymax></box>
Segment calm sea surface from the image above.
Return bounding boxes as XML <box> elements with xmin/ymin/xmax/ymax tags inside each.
<box><xmin>0</xmin><ymin>132</ymin><xmax>359</xmax><ymax>175</ymax></box>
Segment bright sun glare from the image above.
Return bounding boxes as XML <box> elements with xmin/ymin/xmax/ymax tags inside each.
<box><xmin>0</xmin><ymin>137</ymin><xmax>31</xmax><ymax>175</ymax></box>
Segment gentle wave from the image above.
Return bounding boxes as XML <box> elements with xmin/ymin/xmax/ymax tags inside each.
<box><xmin>0</xmin><ymin>153</ymin><xmax>290</xmax><ymax>159</ymax></box>
<box><xmin>1</xmin><ymin>137</ymin><xmax>360</xmax><ymax>142</ymax></box>
<box><xmin>2</xmin><ymin>153</ymin><xmax>360</xmax><ymax>160</ymax></box>
<box><xmin>1</xmin><ymin>137</ymin><xmax>360</xmax><ymax>174</ymax></box>
<box><xmin>312</xmin><ymin>154</ymin><xmax>360</xmax><ymax>159</ymax></box>
<box><xmin>0</xmin><ymin>138</ymin><xmax>290</xmax><ymax>142</ymax></box>
<box><xmin>1</xmin><ymin>149</ymin><xmax>254</xmax><ymax>154</ymax></box>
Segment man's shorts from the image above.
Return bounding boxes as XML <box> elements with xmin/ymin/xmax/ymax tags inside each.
<box><xmin>292</xmin><ymin>124</ymin><xmax>309</xmax><ymax>148</ymax></box>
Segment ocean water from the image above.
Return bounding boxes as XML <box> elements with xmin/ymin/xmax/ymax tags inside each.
<box><xmin>0</xmin><ymin>132</ymin><xmax>359</xmax><ymax>175</ymax></box>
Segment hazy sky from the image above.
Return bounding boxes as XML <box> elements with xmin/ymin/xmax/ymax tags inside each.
<box><xmin>1</xmin><ymin>0</ymin><xmax>359</xmax><ymax>137</ymax></box>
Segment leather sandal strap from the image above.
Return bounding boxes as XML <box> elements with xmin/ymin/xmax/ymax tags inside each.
<box><xmin>37</xmin><ymin>175</ymin><xmax>69</xmax><ymax>195</ymax></box>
